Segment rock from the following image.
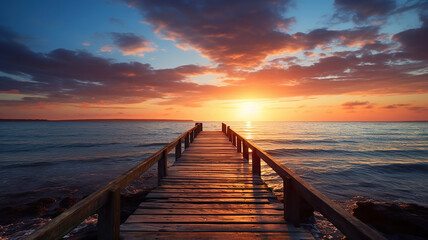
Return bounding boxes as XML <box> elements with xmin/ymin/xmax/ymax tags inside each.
<box><xmin>28</xmin><ymin>197</ymin><xmax>57</xmax><ymax>215</ymax></box>
<box><xmin>59</xmin><ymin>196</ymin><xmax>79</xmax><ymax>208</ymax></box>
<box><xmin>353</xmin><ymin>201</ymin><xmax>428</xmax><ymax>239</ymax></box>
<box><xmin>0</xmin><ymin>198</ymin><xmax>57</xmax><ymax>224</ymax></box>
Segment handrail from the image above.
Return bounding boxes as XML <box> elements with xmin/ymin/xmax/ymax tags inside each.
<box><xmin>222</xmin><ymin>123</ymin><xmax>385</xmax><ymax>240</ymax></box>
<box><xmin>27</xmin><ymin>123</ymin><xmax>203</xmax><ymax>240</ymax></box>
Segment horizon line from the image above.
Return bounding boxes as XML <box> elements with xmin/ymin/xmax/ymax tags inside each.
<box><xmin>1</xmin><ymin>119</ymin><xmax>427</xmax><ymax>122</ymax></box>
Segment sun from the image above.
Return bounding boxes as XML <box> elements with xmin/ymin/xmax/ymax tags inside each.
<box><xmin>237</xmin><ymin>102</ymin><xmax>261</xmax><ymax>120</ymax></box>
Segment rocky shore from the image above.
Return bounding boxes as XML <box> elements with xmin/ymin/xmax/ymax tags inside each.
<box><xmin>353</xmin><ymin>201</ymin><xmax>428</xmax><ymax>240</ymax></box>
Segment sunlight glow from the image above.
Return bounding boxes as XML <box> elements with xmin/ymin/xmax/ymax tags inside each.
<box><xmin>237</xmin><ymin>102</ymin><xmax>261</xmax><ymax>120</ymax></box>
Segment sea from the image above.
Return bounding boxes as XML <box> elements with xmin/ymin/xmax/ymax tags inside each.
<box><xmin>1</xmin><ymin>121</ymin><xmax>427</xmax><ymax>239</ymax></box>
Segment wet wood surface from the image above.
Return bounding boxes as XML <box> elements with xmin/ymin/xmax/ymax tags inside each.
<box><xmin>120</xmin><ymin>131</ymin><xmax>313</xmax><ymax>239</ymax></box>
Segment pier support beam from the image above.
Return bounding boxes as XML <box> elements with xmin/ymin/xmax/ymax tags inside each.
<box><xmin>97</xmin><ymin>187</ymin><xmax>120</xmax><ymax>240</ymax></box>
<box><xmin>284</xmin><ymin>177</ymin><xmax>300</xmax><ymax>226</ymax></box>
<box><xmin>243</xmin><ymin>141</ymin><xmax>249</xmax><ymax>160</ymax></box>
<box><xmin>175</xmin><ymin>139</ymin><xmax>182</xmax><ymax>160</ymax></box>
<box><xmin>284</xmin><ymin>177</ymin><xmax>314</xmax><ymax>226</ymax></box>
<box><xmin>237</xmin><ymin>136</ymin><xmax>241</xmax><ymax>153</ymax></box>
<box><xmin>227</xmin><ymin>126</ymin><xmax>231</xmax><ymax>141</ymax></box>
<box><xmin>158</xmin><ymin>150</ymin><xmax>168</xmax><ymax>184</ymax></box>
<box><xmin>252</xmin><ymin>150</ymin><xmax>261</xmax><ymax>176</ymax></box>
<box><xmin>185</xmin><ymin>133</ymin><xmax>190</xmax><ymax>148</ymax></box>
<box><xmin>232</xmin><ymin>132</ymin><xmax>236</xmax><ymax>146</ymax></box>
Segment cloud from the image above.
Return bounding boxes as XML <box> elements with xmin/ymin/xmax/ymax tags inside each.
<box><xmin>0</xmin><ymin>26</ymin><xmax>209</xmax><ymax>106</ymax></box>
<box><xmin>407</xmin><ymin>106</ymin><xmax>428</xmax><ymax>111</ymax></box>
<box><xmin>393</xmin><ymin>11</ymin><xmax>428</xmax><ymax>60</ymax></box>
<box><xmin>110</xmin><ymin>32</ymin><xmax>155</xmax><ymax>56</ymax></box>
<box><xmin>1</xmin><ymin>24</ymin><xmax>427</xmax><ymax>109</ymax></box>
<box><xmin>380</xmin><ymin>104</ymin><xmax>428</xmax><ymax>112</ymax></box>
<box><xmin>125</xmin><ymin>0</ymin><xmax>296</xmax><ymax>66</ymax></box>
<box><xmin>82</xmin><ymin>42</ymin><xmax>90</xmax><ymax>46</ymax></box>
<box><xmin>333</xmin><ymin>0</ymin><xmax>397</xmax><ymax>24</ymax></box>
<box><xmin>382</xmin><ymin>104</ymin><xmax>410</xmax><ymax>109</ymax></box>
<box><xmin>293</xmin><ymin>26</ymin><xmax>383</xmax><ymax>49</ymax></box>
<box><xmin>125</xmin><ymin>0</ymin><xmax>389</xmax><ymax>67</ymax></box>
<box><xmin>341</xmin><ymin>101</ymin><xmax>373</xmax><ymax>109</ymax></box>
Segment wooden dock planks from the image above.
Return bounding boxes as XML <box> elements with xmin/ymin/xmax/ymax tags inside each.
<box><xmin>120</xmin><ymin>131</ymin><xmax>313</xmax><ymax>239</ymax></box>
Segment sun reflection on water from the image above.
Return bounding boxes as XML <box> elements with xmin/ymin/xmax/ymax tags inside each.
<box><xmin>244</xmin><ymin>121</ymin><xmax>253</xmax><ymax>139</ymax></box>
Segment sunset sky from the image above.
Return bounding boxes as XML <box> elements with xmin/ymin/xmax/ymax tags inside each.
<box><xmin>0</xmin><ymin>0</ymin><xmax>427</xmax><ymax>121</ymax></box>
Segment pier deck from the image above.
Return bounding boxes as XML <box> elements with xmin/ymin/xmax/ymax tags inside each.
<box><xmin>120</xmin><ymin>131</ymin><xmax>313</xmax><ymax>239</ymax></box>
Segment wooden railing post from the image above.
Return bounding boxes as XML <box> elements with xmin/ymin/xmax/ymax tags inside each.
<box><xmin>97</xmin><ymin>187</ymin><xmax>120</xmax><ymax>240</ymax></box>
<box><xmin>284</xmin><ymin>177</ymin><xmax>314</xmax><ymax>226</ymax></box>
<box><xmin>194</xmin><ymin>123</ymin><xmax>200</xmax><ymax>137</ymax></box>
<box><xmin>175</xmin><ymin>139</ymin><xmax>182</xmax><ymax>160</ymax></box>
<box><xmin>243</xmin><ymin>141</ymin><xmax>249</xmax><ymax>160</ymax></box>
<box><xmin>232</xmin><ymin>132</ymin><xmax>236</xmax><ymax>146</ymax></box>
<box><xmin>237</xmin><ymin>136</ymin><xmax>241</xmax><ymax>153</ymax></box>
<box><xmin>252</xmin><ymin>149</ymin><xmax>261</xmax><ymax>175</ymax></box>
<box><xmin>190</xmin><ymin>130</ymin><xmax>194</xmax><ymax>143</ymax></box>
<box><xmin>222</xmin><ymin>123</ymin><xmax>226</xmax><ymax>133</ymax></box>
<box><xmin>200</xmin><ymin>122</ymin><xmax>203</xmax><ymax>132</ymax></box>
<box><xmin>185</xmin><ymin>132</ymin><xmax>190</xmax><ymax>148</ymax></box>
<box><xmin>158</xmin><ymin>150</ymin><xmax>167</xmax><ymax>185</ymax></box>
<box><xmin>284</xmin><ymin>177</ymin><xmax>299</xmax><ymax>225</ymax></box>
<box><xmin>227</xmin><ymin>126</ymin><xmax>231</xmax><ymax>141</ymax></box>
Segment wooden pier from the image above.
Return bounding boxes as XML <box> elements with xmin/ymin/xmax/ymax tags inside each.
<box><xmin>120</xmin><ymin>131</ymin><xmax>313</xmax><ymax>239</ymax></box>
<box><xmin>27</xmin><ymin>123</ymin><xmax>386</xmax><ymax>240</ymax></box>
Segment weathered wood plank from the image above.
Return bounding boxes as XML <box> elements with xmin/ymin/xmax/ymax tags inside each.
<box><xmin>138</xmin><ymin>202</ymin><xmax>284</xmax><ymax>209</ymax></box>
<box><xmin>150</xmin><ymin>188</ymin><xmax>271</xmax><ymax>193</ymax></box>
<box><xmin>133</xmin><ymin>208</ymin><xmax>284</xmax><ymax>215</ymax></box>
<box><xmin>121</xmin><ymin>223</ymin><xmax>300</xmax><ymax>232</ymax></box>
<box><xmin>146</xmin><ymin>198</ymin><xmax>275</xmax><ymax>203</ymax></box>
<box><xmin>164</xmin><ymin>175</ymin><xmax>257</xmax><ymax>179</ymax></box>
<box><xmin>125</xmin><ymin>214</ymin><xmax>286</xmax><ymax>223</ymax></box>
<box><xmin>146</xmin><ymin>192</ymin><xmax>277</xmax><ymax>199</ymax></box>
<box><xmin>120</xmin><ymin>232</ymin><xmax>314</xmax><ymax>240</ymax></box>
<box><xmin>157</xmin><ymin>184</ymin><xmax>270</xmax><ymax>189</ymax></box>
<box><xmin>160</xmin><ymin>179</ymin><xmax>265</xmax><ymax>184</ymax></box>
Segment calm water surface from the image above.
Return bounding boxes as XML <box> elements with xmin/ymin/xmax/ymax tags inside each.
<box><xmin>1</xmin><ymin>121</ymin><xmax>427</xmax><ymax>238</ymax></box>
<box><xmin>221</xmin><ymin>121</ymin><xmax>428</xmax><ymax>205</ymax></box>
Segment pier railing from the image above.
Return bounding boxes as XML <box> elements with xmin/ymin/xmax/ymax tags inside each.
<box><xmin>27</xmin><ymin>123</ymin><xmax>203</xmax><ymax>240</ymax></box>
<box><xmin>222</xmin><ymin>123</ymin><xmax>385</xmax><ymax>240</ymax></box>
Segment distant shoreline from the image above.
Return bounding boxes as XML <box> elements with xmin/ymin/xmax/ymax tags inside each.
<box><xmin>0</xmin><ymin>119</ymin><xmax>194</xmax><ymax>122</ymax></box>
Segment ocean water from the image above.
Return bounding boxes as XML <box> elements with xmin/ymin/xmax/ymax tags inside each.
<box><xmin>1</xmin><ymin>121</ymin><xmax>427</xmax><ymax>238</ymax></box>
<box><xmin>222</xmin><ymin>121</ymin><xmax>428</xmax><ymax>205</ymax></box>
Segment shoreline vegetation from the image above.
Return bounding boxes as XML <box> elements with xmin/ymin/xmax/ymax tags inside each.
<box><xmin>0</xmin><ymin>119</ymin><xmax>193</xmax><ymax>122</ymax></box>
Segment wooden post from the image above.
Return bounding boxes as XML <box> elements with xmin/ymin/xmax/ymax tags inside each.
<box><xmin>284</xmin><ymin>177</ymin><xmax>300</xmax><ymax>226</ymax></box>
<box><xmin>222</xmin><ymin>123</ymin><xmax>226</xmax><ymax>133</ymax></box>
<box><xmin>97</xmin><ymin>187</ymin><xmax>120</xmax><ymax>240</ymax></box>
<box><xmin>243</xmin><ymin>141</ymin><xmax>249</xmax><ymax>160</ymax></box>
<box><xmin>232</xmin><ymin>132</ymin><xmax>236</xmax><ymax>146</ymax></box>
<box><xmin>252</xmin><ymin>149</ymin><xmax>261</xmax><ymax>176</ymax></box>
<box><xmin>175</xmin><ymin>139</ymin><xmax>182</xmax><ymax>160</ymax></box>
<box><xmin>195</xmin><ymin>123</ymin><xmax>200</xmax><ymax>137</ymax></box>
<box><xmin>227</xmin><ymin>127</ymin><xmax>231</xmax><ymax>141</ymax></box>
<box><xmin>158</xmin><ymin>150</ymin><xmax>167</xmax><ymax>185</ymax></box>
<box><xmin>185</xmin><ymin>133</ymin><xmax>190</xmax><ymax>148</ymax></box>
<box><xmin>190</xmin><ymin>130</ymin><xmax>194</xmax><ymax>143</ymax></box>
<box><xmin>237</xmin><ymin>136</ymin><xmax>241</xmax><ymax>153</ymax></box>
<box><xmin>200</xmin><ymin>122</ymin><xmax>203</xmax><ymax>132</ymax></box>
